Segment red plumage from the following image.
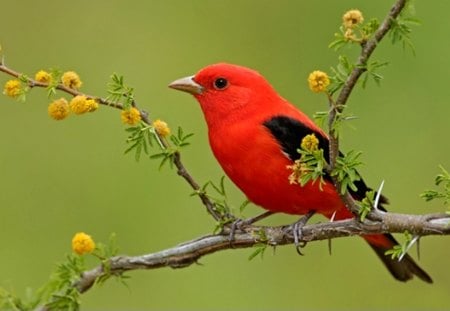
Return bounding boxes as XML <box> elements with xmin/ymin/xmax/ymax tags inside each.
<box><xmin>169</xmin><ymin>63</ymin><xmax>432</xmax><ymax>283</ymax></box>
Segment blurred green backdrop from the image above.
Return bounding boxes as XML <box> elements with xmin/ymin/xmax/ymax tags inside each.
<box><xmin>1</xmin><ymin>1</ymin><xmax>449</xmax><ymax>310</ymax></box>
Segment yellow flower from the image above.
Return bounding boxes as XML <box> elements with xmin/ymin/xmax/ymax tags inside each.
<box><xmin>86</xmin><ymin>99</ymin><xmax>99</xmax><ymax>112</ymax></box>
<box><xmin>3</xmin><ymin>79</ymin><xmax>22</xmax><ymax>98</ymax></box>
<box><xmin>35</xmin><ymin>70</ymin><xmax>52</xmax><ymax>84</ymax></box>
<box><xmin>308</xmin><ymin>70</ymin><xmax>330</xmax><ymax>93</ymax></box>
<box><xmin>301</xmin><ymin>134</ymin><xmax>319</xmax><ymax>152</ymax></box>
<box><xmin>152</xmin><ymin>119</ymin><xmax>171</xmax><ymax>137</ymax></box>
<box><xmin>61</xmin><ymin>71</ymin><xmax>82</xmax><ymax>89</ymax></box>
<box><xmin>121</xmin><ymin>107</ymin><xmax>141</xmax><ymax>125</ymax></box>
<box><xmin>69</xmin><ymin>95</ymin><xmax>90</xmax><ymax>114</ymax></box>
<box><xmin>48</xmin><ymin>98</ymin><xmax>70</xmax><ymax>120</ymax></box>
<box><xmin>287</xmin><ymin>160</ymin><xmax>310</xmax><ymax>185</ymax></box>
<box><xmin>342</xmin><ymin>9</ymin><xmax>364</xmax><ymax>29</ymax></box>
<box><xmin>72</xmin><ymin>232</ymin><xmax>95</xmax><ymax>255</ymax></box>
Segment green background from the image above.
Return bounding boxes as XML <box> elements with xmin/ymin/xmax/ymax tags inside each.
<box><xmin>1</xmin><ymin>1</ymin><xmax>450</xmax><ymax>310</ymax></box>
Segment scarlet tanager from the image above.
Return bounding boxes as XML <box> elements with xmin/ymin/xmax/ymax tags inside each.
<box><xmin>169</xmin><ymin>63</ymin><xmax>432</xmax><ymax>283</ymax></box>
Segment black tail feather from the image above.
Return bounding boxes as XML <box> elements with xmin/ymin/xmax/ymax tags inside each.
<box><xmin>368</xmin><ymin>234</ymin><xmax>433</xmax><ymax>283</ymax></box>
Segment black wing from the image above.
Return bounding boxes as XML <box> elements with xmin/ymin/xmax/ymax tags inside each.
<box><xmin>263</xmin><ymin>115</ymin><xmax>387</xmax><ymax>204</ymax></box>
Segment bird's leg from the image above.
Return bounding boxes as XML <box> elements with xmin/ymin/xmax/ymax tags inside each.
<box><xmin>287</xmin><ymin>210</ymin><xmax>316</xmax><ymax>255</ymax></box>
<box><xmin>228</xmin><ymin>211</ymin><xmax>276</xmax><ymax>243</ymax></box>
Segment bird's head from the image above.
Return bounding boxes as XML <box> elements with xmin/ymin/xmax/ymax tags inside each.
<box><xmin>169</xmin><ymin>63</ymin><xmax>279</xmax><ymax>127</ymax></box>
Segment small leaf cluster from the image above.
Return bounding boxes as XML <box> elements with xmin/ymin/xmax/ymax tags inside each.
<box><xmin>389</xmin><ymin>1</ymin><xmax>420</xmax><ymax>53</ymax></box>
<box><xmin>358</xmin><ymin>190</ymin><xmax>375</xmax><ymax>221</ymax></box>
<box><xmin>331</xmin><ymin>150</ymin><xmax>363</xmax><ymax>194</ymax></box>
<box><xmin>385</xmin><ymin>231</ymin><xmax>412</xmax><ymax>259</ymax></box>
<box><xmin>328</xmin><ymin>55</ymin><xmax>353</xmax><ymax>96</ymax></box>
<box><xmin>150</xmin><ymin>126</ymin><xmax>193</xmax><ymax>169</ymax></box>
<box><xmin>16</xmin><ymin>74</ymin><xmax>31</xmax><ymax>102</ymax></box>
<box><xmin>248</xmin><ymin>229</ymin><xmax>269</xmax><ymax>261</ymax></box>
<box><xmin>124</xmin><ymin>123</ymin><xmax>155</xmax><ymax>161</ymax></box>
<box><xmin>93</xmin><ymin>233</ymin><xmax>129</xmax><ymax>287</ymax></box>
<box><xmin>329</xmin><ymin>55</ymin><xmax>388</xmax><ymax>97</ymax></box>
<box><xmin>46</xmin><ymin>68</ymin><xmax>63</xmax><ymax>97</ymax></box>
<box><xmin>0</xmin><ymin>254</ymin><xmax>85</xmax><ymax>311</ymax></box>
<box><xmin>421</xmin><ymin>166</ymin><xmax>450</xmax><ymax>205</ymax></box>
<box><xmin>107</xmin><ymin>73</ymin><xmax>135</xmax><ymax>109</ymax></box>
<box><xmin>0</xmin><ymin>234</ymin><xmax>121</xmax><ymax>311</ymax></box>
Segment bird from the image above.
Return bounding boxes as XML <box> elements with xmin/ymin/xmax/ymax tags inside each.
<box><xmin>168</xmin><ymin>63</ymin><xmax>432</xmax><ymax>283</ymax></box>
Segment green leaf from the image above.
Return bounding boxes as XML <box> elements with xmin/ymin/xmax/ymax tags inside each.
<box><xmin>248</xmin><ymin>244</ymin><xmax>267</xmax><ymax>261</ymax></box>
<box><xmin>358</xmin><ymin>190</ymin><xmax>374</xmax><ymax>221</ymax></box>
<box><xmin>388</xmin><ymin>1</ymin><xmax>420</xmax><ymax>54</ymax></box>
<box><xmin>124</xmin><ymin>123</ymin><xmax>156</xmax><ymax>162</ymax></box>
<box><xmin>239</xmin><ymin>199</ymin><xmax>250</xmax><ymax>214</ymax></box>
<box><xmin>384</xmin><ymin>231</ymin><xmax>412</xmax><ymax>259</ymax></box>
<box><xmin>107</xmin><ymin>73</ymin><xmax>135</xmax><ymax>108</ymax></box>
<box><xmin>313</xmin><ymin>111</ymin><xmax>329</xmax><ymax>128</ymax></box>
<box><xmin>331</xmin><ymin>150</ymin><xmax>363</xmax><ymax>194</ymax></box>
<box><xmin>420</xmin><ymin>165</ymin><xmax>450</xmax><ymax>205</ymax></box>
<box><xmin>361</xmin><ymin>18</ymin><xmax>380</xmax><ymax>38</ymax></box>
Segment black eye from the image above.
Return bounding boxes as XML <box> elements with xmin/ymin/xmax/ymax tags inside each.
<box><xmin>214</xmin><ymin>77</ymin><xmax>228</xmax><ymax>90</ymax></box>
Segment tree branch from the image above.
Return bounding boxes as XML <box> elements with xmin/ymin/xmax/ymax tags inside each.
<box><xmin>74</xmin><ymin>210</ymin><xmax>450</xmax><ymax>293</ymax></box>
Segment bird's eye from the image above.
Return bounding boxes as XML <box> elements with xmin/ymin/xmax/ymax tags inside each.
<box><xmin>213</xmin><ymin>77</ymin><xmax>228</xmax><ymax>90</ymax></box>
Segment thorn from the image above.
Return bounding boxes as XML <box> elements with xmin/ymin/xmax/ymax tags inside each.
<box><xmin>416</xmin><ymin>236</ymin><xmax>421</xmax><ymax>260</ymax></box>
<box><xmin>328</xmin><ymin>211</ymin><xmax>337</xmax><ymax>256</ymax></box>
<box><xmin>330</xmin><ymin>211</ymin><xmax>337</xmax><ymax>222</ymax></box>
<box><xmin>374</xmin><ymin>180</ymin><xmax>385</xmax><ymax>210</ymax></box>
<box><xmin>272</xmin><ymin>245</ymin><xmax>277</xmax><ymax>256</ymax></box>
<box><xmin>288</xmin><ymin>211</ymin><xmax>315</xmax><ymax>256</ymax></box>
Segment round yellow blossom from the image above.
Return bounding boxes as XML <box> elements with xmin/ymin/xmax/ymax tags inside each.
<box><xmin>86</xmin><ymin>99</ymin><xmax>99</xmax><ymax>112</ymax></box>
<box><xmin>35</xmin><ymin>70</ymin><xmax>52</xmax><ymax>84</ymax></box>
<box><xmin>72</xmin><ymin>232</ymin><xmax>95</xmax><ymax>255</ymax></box>
<box><xmin>69</xmin><ymin>95</ymin><xmax>91</xmax><ymax>114</ymax></box>
<box><xmin>301</xmin><ymin>134</ymin><xmax>319</xmax><ymax>152</ymax></box>
<box><xmin>61</xmin><ymin>71</ymin><xmax>82</xmax><ymax>89</ymax></box>
<box><xmin>48</xmin><ymin>98</ymin><xmax>70</xmax><ymax>120</ymax></box>
<box><xmin>342</xmin><ymin>9</ymin><xmax>364</xmax><ymax>29</ymax></box>
<box><xmin>152</xmin><ymin>119</ymin><xmax>171</xmax><ymax>137</ymax></box>
<box><xmin>308</xmin><ymin>70</ymin><xmax>330</xmax><ymax>93</ymax></box>
<box><xmin>121</xmin><ymin>107</ymin><xmax>141</xmax><ymax>125</ymax></box>
<box><xmin>3</xmin><ymin>79</ymin><xmax>22</xmax><ymax>98</ymax></box>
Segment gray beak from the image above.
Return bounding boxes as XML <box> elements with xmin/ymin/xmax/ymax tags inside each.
<box><xmin>168</xmin><ymin>75</ymin><xmax>204</xmax><ymax>95</ymax></box>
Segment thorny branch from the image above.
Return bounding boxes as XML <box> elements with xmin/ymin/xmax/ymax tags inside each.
<box><xmin>327</xmin><ymin>0</ymin><xmax>407</xmax><ymax>215</ymax></box>
<box><xmin>74</xmin><ymin>211</ymin><xmax>450</xmax><ymax>293</ymax></box>
<box><xmin>0</xmin><ymin>61</ymin><xmax>221</xmax><ymax>222</ymax></box>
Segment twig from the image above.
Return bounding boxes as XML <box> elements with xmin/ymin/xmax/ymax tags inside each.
<box><xmin>0</xmin><ymin>61</ymin><xmax>221</xmax><ymax>221</ymax></box>
<box><xmin>0</xmin><ymin>63</ymin><xmax>123</xmax><ymax>109</ymax></box>
<box><xmin>327</xmin><ymin>0</ymin><xmax>407</xmax><ymax>215</ymax></box>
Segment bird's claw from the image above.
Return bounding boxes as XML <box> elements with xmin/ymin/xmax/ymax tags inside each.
<box><xmin>228</xmin><ymin>218</ymin><xmax>245</xmax><ymax>244</ymax></box>
<box><xmin>287</xmin><ymin>210</ymin><xmax>315</xmax><ymax>255</ymax></box>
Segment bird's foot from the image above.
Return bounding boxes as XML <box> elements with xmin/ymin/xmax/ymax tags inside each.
<box><xmin>228</xmin><ymin>211</ymin><xmax>275</xmax><ymax>244</ymax></box>
<box><xmin>286</xmin><ymin>211</ymin><xmax>316</xmax><ymax>255</ymax></box>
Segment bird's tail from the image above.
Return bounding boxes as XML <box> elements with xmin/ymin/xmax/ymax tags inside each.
<box><xmin>363</xmin><ymin>234</ymin><xmax>433</xmax><ymax>283</ymax></box>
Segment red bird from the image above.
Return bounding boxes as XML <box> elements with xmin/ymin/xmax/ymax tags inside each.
<box><xmin>169</xmin><ymin>63</ymin><xmax>432</xmax><ymax>283</ymax></box>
